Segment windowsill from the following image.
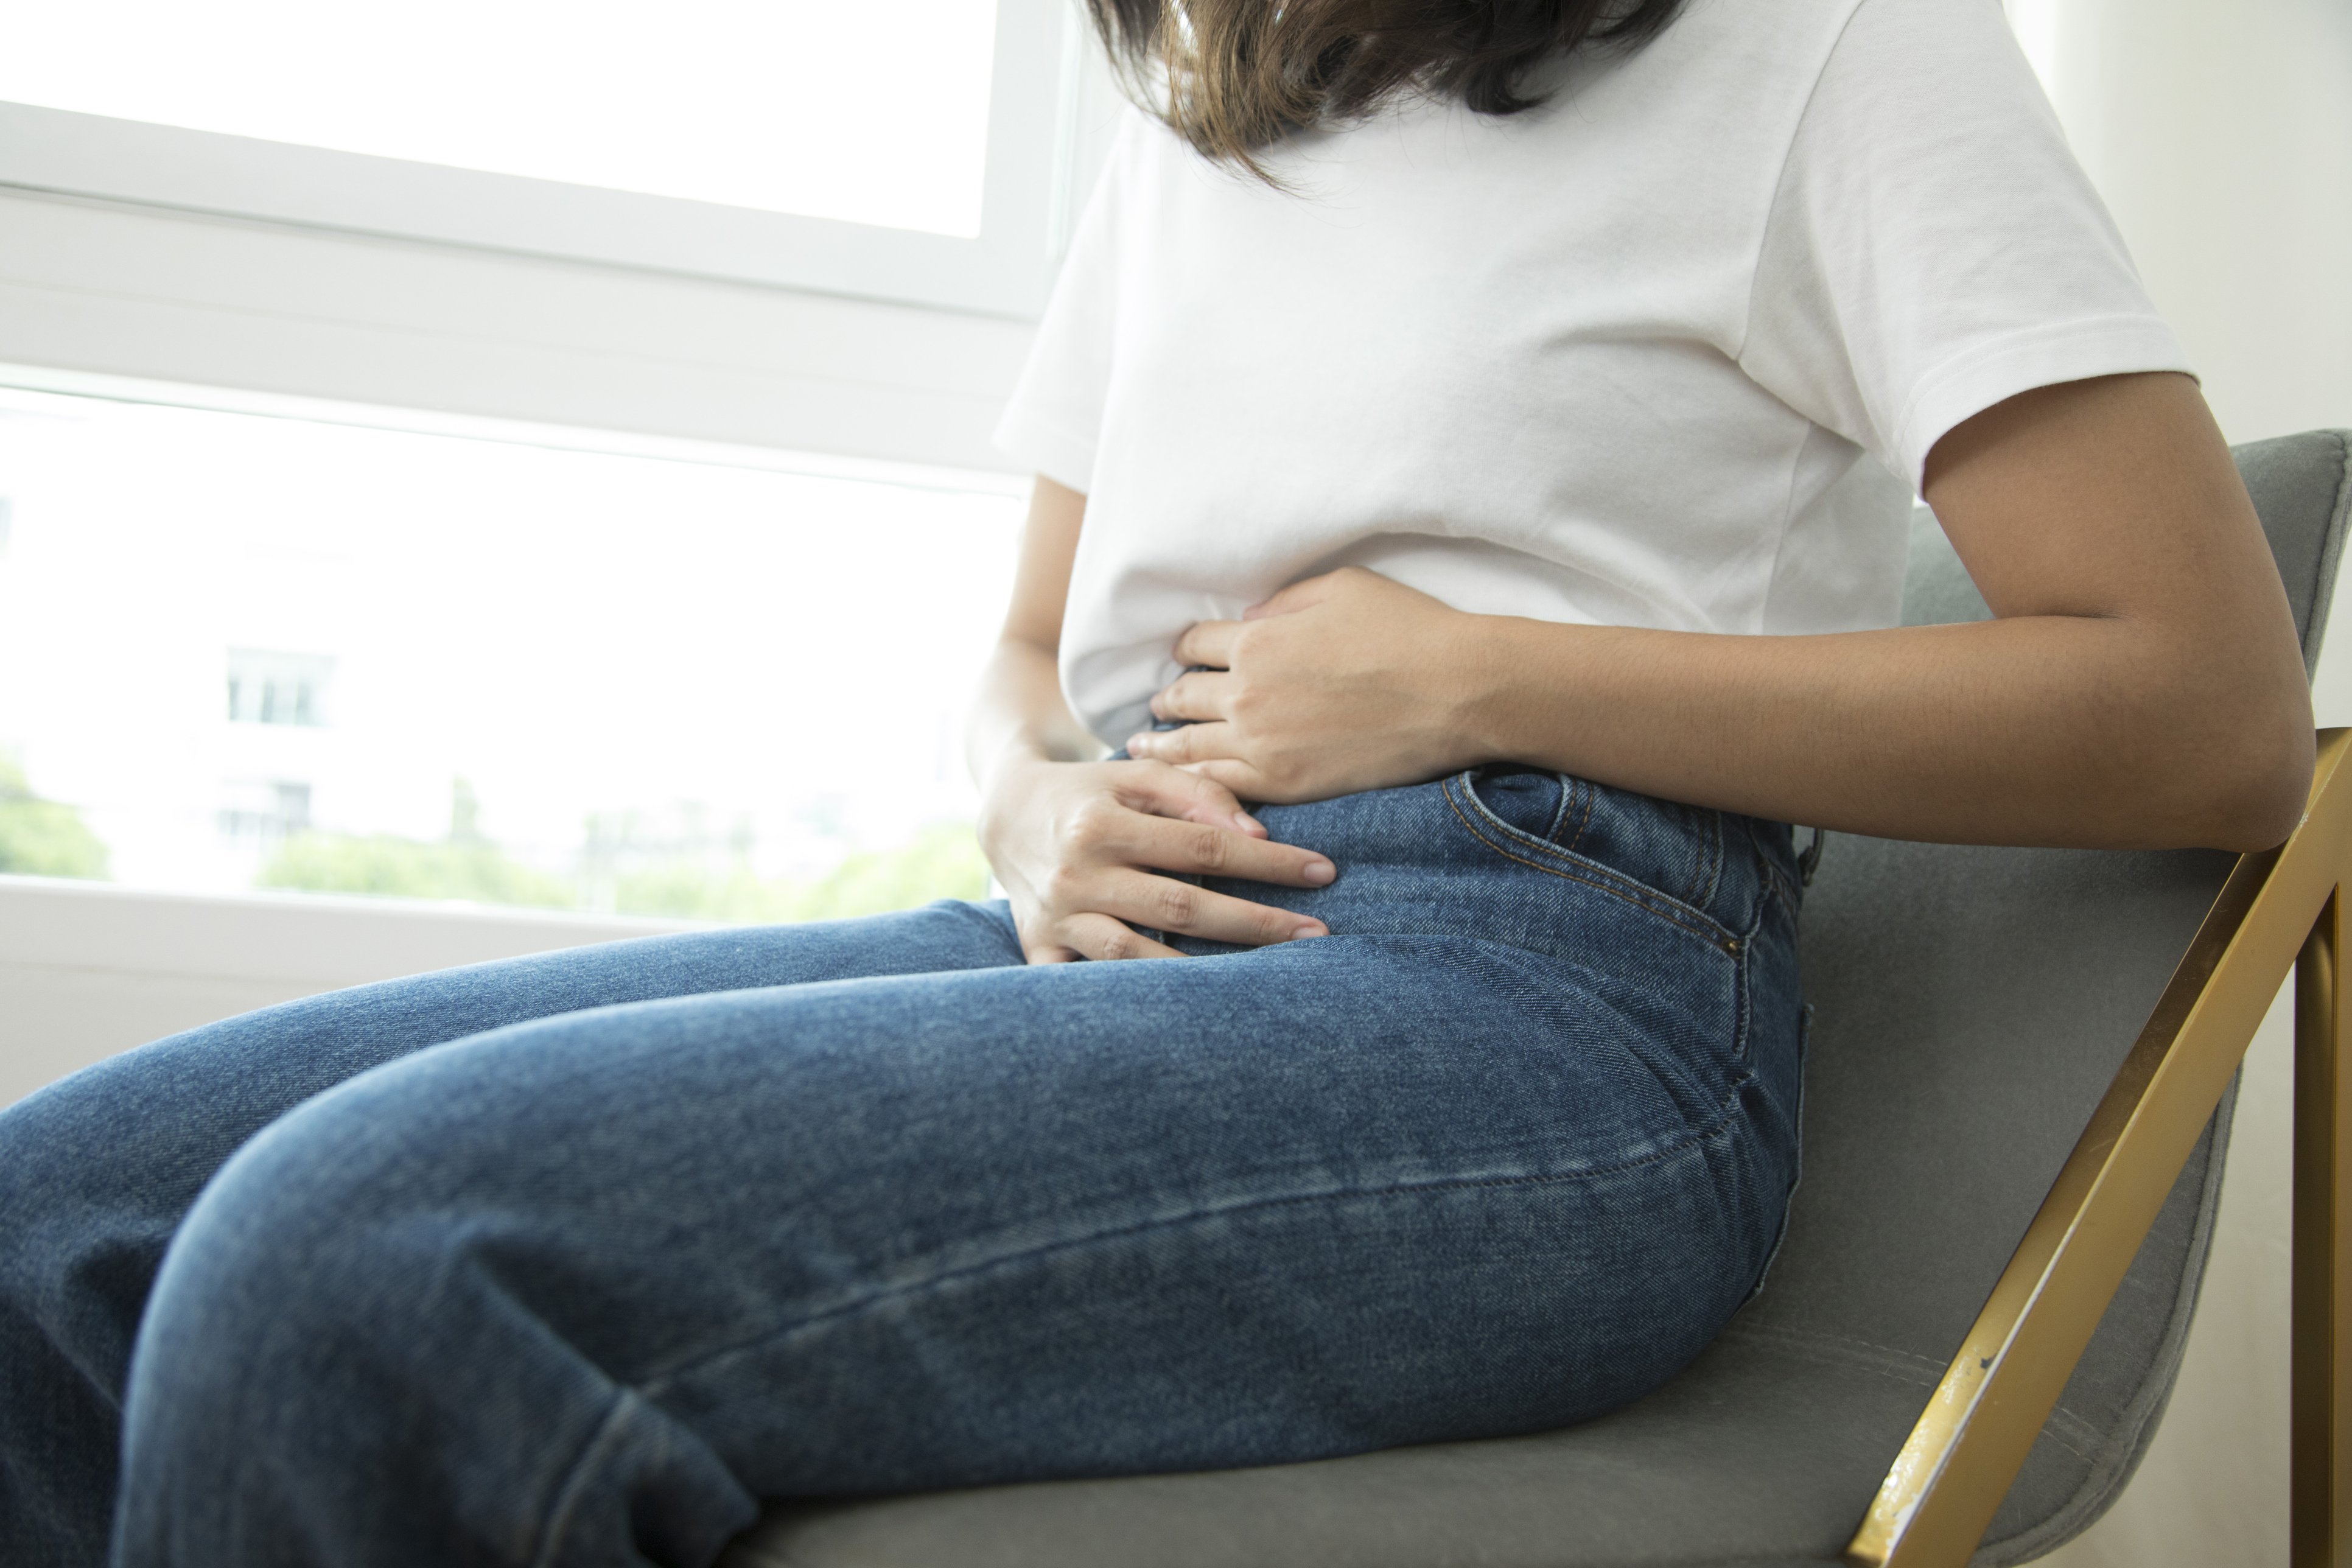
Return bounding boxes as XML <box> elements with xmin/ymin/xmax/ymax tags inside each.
<box><xmin>0</xmin><ymin>873</ymin><xmax>695</xmax><ymax>1108</ymax></box>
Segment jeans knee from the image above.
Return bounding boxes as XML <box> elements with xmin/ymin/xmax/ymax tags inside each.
<box><xmin>0</xmin><ymin>1067</ymin><xmax>165</xmax><ymax>1309</ymax></box>
<box><xmin>128</xmin><ymin>1082</ymin><xmax>468</xmax><ymax>1427</ymax></box>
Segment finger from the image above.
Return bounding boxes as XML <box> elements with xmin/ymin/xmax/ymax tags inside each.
<box><xmin>1125</xmin><ymin>721</ymin><xmax>1243</xmax><ymax>768</ymax></box>
<box><xmin>1171</xmin><ymin>619</ymin><xmax>1241</xmax><ymax>668</ymax></box>
<box><xmin>1110</xmin><ymin>812</ymin><xmax>1336</xmax><ymax>889</ymax></box>
<box><xmin>1181</xmin><ymin>758</ymin><xmax>1285</xmax><ymax>803</ymax></box>
<box><xmin>1149</xmin><ymin>669</ymin><xmax>1233</xmax><ymax>724</ymax></box>
<box><xmin>1111</xmin><ymin>757</ymin><xmax>1266</xmax><ymax>837</ymax></box>
<box><xmin>1094</xmin><ymin>870</ymin><xmax>1328</xmax><ymax>947</ymax></box>
<box><xmin>1012</xmin><ymin>911</ymin><xmax>1082</xmax><ymax>965</ymax></box>
<box><xmin>1024</xmin><ymin>943</ymin><xmax>1082</xmax><ymax>965</ymax></box>
<box><xmin>1243</xmin><ymin>570</ymin><xmax>1345</xmax><ymax>620</ymax></box>
<box><xmin>1058</xmin><ymin>912</ymin><xmax>1185</xmax><ymax>962</ymax></box>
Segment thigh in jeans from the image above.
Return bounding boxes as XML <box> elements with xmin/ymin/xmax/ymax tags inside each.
<box><xmin>111</xmin><ymin>920</ymin><xmax>1788</xmax><ymax>1568</ymax></box>
<box><xmin>0</xmin><ymin>899</ymin><xmax>1024</xmax><ymax>1568</ymax></box>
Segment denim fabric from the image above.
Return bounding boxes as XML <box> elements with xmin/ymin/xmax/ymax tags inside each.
<box><xmin>0</xmin><ymin>766</ymin><xmax>1805</xmax><ymax>1568</ymax></box>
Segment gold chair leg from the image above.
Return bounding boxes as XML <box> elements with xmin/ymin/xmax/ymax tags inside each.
<box><xmin>2295</xmin><ymin>890</ymin><xmax>2352</xmax><ymax>1568</ymax></box>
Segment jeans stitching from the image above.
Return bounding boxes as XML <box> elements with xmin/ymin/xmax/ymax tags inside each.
<box><xmin>1542</xmin><ymin>772</ymin><xmax>1576</xmax><ymax>845</ymax></box>
<box><xmin>1732</xmin><ymin>917</ymin><xmax>1752</xmax><ymax>1064</ymax></box>
<box><xmin>1693</xmin><ymin>805</ymin><xmax>1724</xmax><ymax>916</ymax></box>
<box><xmin>530</xmin><ymin>1387</ymin><xmax>640</xmax><ymax>1568</ymax></box>
<box><xmin>1566</xmin><ymin>774</ymin><xmax>1597</xmax><ymax>854</ymax></box>
<box><xmin>1757</xmin><ymin>842</ymin><xmax>1805</xmax><ymax>917</ymax></box>
<box><xmin>634</xmin><ymin>1076</ymin><xmax>1761</xmax><ymax>1398</ymax></box>
<box><xmin>1441</xmin><ymin>775</ymin><xmax>1737</xmax><ymax>950</ymax></box>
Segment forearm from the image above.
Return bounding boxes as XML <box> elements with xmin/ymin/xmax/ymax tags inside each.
<box><xmin>1464</xmin><ymin>611</ymin><xmax>2313</xmax><ymax>850</ymax></box>
<box><xmin>968</xmin><ymin>474</ymin><xmax>1101</xmax><ymax>792</ymax></box>
<box><xmin>965</xmin><ymin>637</ymin><xmax>1102</xmax><ymax>791</ymax></box>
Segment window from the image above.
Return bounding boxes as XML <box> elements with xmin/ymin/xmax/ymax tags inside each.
<box><xmin>0</xmin><ymin>383</ymin><xmax>1023</xmax><ymax>920</ymax></box>
<box><xmin>217</xmin><ymin>779</ymin><xmax>313</xmax><ymax>849</ymax></box>
<box><xmin>0</xmin><ymin>1</ymin><xmax>1001</xmax><ymax>237</ymax></box>
<box><xmin>226</xmin><ymin>649</ymin><xmax>335</xmax><ymax>727</ymax></box>
<box><xmin>0</xmin><ymin>0</ymin><xmax>1088</xmax><ymax>315</ymax></box>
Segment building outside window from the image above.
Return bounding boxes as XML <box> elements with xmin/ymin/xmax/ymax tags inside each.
<box><xmin>226</xmin><ymin>649</ymin><xmax>334</xmax><ymax>728</ymax></box>
<box><xmin>216</xmin><ymin>778</ymin><xmax>313</xmax><ymax>847</ymax></box>
<box><xmin>0</xmin><ymin>385</ymin><xmax>1020</xmax><ymax>918</ymax></box>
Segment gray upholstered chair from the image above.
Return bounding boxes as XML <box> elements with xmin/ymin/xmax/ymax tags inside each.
<box><xmin>729</xmin><ymin>432</ymin><xmax>2352</xmax><ymax>1568</ymax></box>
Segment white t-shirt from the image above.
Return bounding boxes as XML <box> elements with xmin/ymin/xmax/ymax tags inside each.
<box><xmin>994</xmin><ymin>0</ymin><xmax>2191</xmax><ymax>746</ymax></box>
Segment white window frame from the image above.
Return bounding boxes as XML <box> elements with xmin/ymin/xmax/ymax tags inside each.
<box><xmin>0</xmin><ymin>0</ymin><xmax>1087</xmax><ymax>320</ymax></box>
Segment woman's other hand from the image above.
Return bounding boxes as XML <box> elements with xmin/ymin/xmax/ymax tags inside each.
<box><xmin>968</xmin><ymin>475</ymin><xmax>1337</xmax><ymax>962</ymax></box>
<box><xmin>1127</xmin><ymin>567</ymin><xmax>1483</xmax><ymax>803</ymax></box>
<box><xmin>978</xmin><ymin>756</ymin><xmax>1334</xmax><ymax>963</ymax></box>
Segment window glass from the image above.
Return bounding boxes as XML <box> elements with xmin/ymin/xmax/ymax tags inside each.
<box><xmin>0</xmin><ymin>1</ymin><xmax>1000</xmax><ymax>236</ymax></box>
<box><xmin>0</xmin><ymin>388</ymin><xmax>1022</xmax><ymax>922</ymax></box>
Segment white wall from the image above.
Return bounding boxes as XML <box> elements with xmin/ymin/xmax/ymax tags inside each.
<box><xmin>2030</xmin><ymin>1</ymin><xmax>2351</xmax><ymax>1562</ymax></box>
<box><xmin>2036</xmin><ymin>0</ymin><xmax>2352</xmax><ymax>447</ymax></box>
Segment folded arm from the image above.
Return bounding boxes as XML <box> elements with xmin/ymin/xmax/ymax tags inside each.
<box><xmin>1129</xmin><ymin>373</ymin><xmax>2315</xmax><ymax>852</ymax></box>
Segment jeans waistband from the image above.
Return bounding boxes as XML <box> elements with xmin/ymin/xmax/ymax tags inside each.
<box><xmin>1135</xmin><ymin>761</ymin><xmax>1800</xmax><ymax>970</ymax></box>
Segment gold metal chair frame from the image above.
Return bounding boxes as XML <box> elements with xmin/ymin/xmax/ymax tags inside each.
<box><xmin>1846</xmin><ymin>727</ymin><xmax>2352</xmax><ymax>1568</ymax></box>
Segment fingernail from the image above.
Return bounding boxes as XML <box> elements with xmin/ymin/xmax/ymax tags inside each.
<box><xmin>1292</xmin><ymin>923</ymin><xmax>1326</xmax><ymax>940</ymax></box>
<box><xmin>1233</xmin><ymin>811</ymin><xmax>1264</xmax><ymax>835</ymax></box>
<box><xmin>1125</xmin><ymin>734</ymin><xmax>1149</xmax><ymax>754</ymax></box>
<box><xmin>1303</xmin><ymin>858</ymin><xmax>1335</xmax><ymax>884</ymax></box>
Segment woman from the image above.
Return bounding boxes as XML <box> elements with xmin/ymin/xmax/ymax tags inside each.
<box><xmin>0</xmin><ymin>0</ymin><xmax>2314</xmax><ymax>1563</ymax></box>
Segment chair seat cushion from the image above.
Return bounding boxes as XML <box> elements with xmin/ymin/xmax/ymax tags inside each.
<box><xmin>730</xmin><ymin>1328</ymin><xmax>1936</xmax><ymax>1567</ymax></box>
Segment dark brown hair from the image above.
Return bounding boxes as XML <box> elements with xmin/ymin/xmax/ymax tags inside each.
<box><xmin>1084</xmin><ymin>0</ymin><xmax>1687</xmax><ymax>175</ymax></box>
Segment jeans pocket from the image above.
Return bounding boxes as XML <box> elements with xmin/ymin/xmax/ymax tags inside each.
<box><xmin>1463</xmin><ymin>766</ymin><xmax>1573</xmax><ymax>844</ymax></box>
<box><xmin>1451</xmin><ymin>766</ymin><xmax>1738</xmax><ymax>951</ymax></box>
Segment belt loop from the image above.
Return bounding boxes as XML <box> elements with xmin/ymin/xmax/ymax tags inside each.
<box><xmin>1797</xmin><ymin>827</ymin><xmax>1826</xmax><ymax>887</ymax></box>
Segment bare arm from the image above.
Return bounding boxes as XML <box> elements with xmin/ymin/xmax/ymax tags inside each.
<box><xmin>965</xmin><ymin>477</ymin><xmax>1101</xmax><ymax>780</ymax></box>
<box><xmin>968</xmin><ymin>477</ymin><xmax>1337</xmax><ymax>962</ymax></box>
<box><xmin>1130</xmin><ymin>373</ymin><xmax>2315</xmax><ymax>851</ymax></box>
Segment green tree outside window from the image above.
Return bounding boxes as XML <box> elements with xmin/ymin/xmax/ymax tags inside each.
<box><xmin>0</xmin><ymin>760</ymin><xmax>111</xmax><ymax>880</ymax></box>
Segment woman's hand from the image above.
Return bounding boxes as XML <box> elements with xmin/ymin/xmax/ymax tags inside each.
<box><xmin>1125</xmin><ymin>566</ymin><xmax>1491</xmax><ymax>803</ymax></box>
<box><xmin>978</xmin><ymin>754</ymin><xmax>1336</xmax><ymax>964</ymax></box>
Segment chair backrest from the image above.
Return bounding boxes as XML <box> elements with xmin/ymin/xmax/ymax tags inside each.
<box><xmin>1781</xmin><ymin>429</ymin><xmax>2352</xmax><ymax>1564</ymax></box>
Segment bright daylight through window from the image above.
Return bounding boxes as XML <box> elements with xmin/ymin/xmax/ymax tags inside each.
<box><xmin>0</xmin><ymin>0</ymin><xmax>1001</xmax><ymax>236</ymax></box>
<box><xmin>0</xmin><ymin>388</ymin><xmax>1021</xmax><ymax>921</ymax></box>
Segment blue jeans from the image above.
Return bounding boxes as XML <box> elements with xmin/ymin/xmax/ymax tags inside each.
<box><xmin>0</xmin><ymin>766</ymin><xmax>1805</xmax><ymax>1568</ymax></box>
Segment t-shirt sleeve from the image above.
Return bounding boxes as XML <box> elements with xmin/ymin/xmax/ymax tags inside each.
<box><xmin>1737</xmin><ymin>0</ymin><xmax>2192</xmax><ymax>492</ymax></box>
<box><xmin>991</xmin><ymin>117</ymin><xmax>1137</xmax><ymax>492</ymax></box>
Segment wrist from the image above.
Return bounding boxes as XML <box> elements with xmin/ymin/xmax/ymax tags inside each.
<box><xmin>1446</xmin><ymin>612</ymin><xmax>1540</xmax><ymax>766</ymax></box>
<box><xmin>978</xmin><ymin>738</ymin><xmax>1055</xmax><ymax>802</ymax></box>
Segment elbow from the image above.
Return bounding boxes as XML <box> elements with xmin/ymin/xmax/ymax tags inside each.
<box><xmin>2185</xmin><ymin>690</ymin><xmax>2315</xmax><ymax>852</ymax></box>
